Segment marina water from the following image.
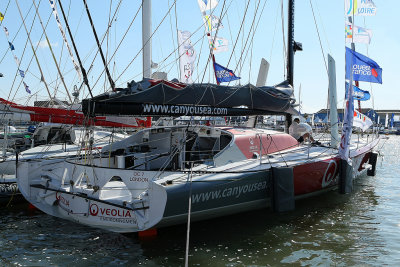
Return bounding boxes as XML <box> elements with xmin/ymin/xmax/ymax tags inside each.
<box><xmin>0</xmin><ymin>135</ymin><xmax>398</xmax><ymax>266</ymax></box>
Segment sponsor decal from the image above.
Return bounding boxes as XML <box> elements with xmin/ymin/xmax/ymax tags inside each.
<box><xmin>89</xmin><ymin>203</ymin><xmax>137</xmax><ymax>224</ymax></box>
<box><xmin>142</xmin><ymin>103</ymin><xmax>228</xmax><ymax>116</ymax></box>
<box><xmin>322</xmin><ymin>160</ymin><xmax>338</xmax><ymax>188</ymax></box>
<box><xmin>89</xmin><ymin>203</ymin><xmax>133</xmax><ymax>218</ymax></box>
<box><xmin>191</xmin><ymin>181</ymin><xmax>268</xmax><ymax>204</ymax></box>
<box><xmin>56</xmin><ymin>192</ymin><xmax>70</xmax><ymax>207</ymax></box>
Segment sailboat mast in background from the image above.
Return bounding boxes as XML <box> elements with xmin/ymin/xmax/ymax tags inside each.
<box><xmin>142</xmin><ymin>0</ymin><xmax>152</xmax><ymax>79</ymax></box>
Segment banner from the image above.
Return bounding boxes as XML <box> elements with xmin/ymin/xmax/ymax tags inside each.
<box><xmin>353</xmin><ymin>110</ymin><xmax>373</xmax><ymax>131</ymax></box>
<box><xmin>0</xmin><ymin>12</ymin><xmax>4</xmax><ymax>21</ymax></box>
<box><xmin>213</xmin><ymin>62</ymin><xmax>240</xmax><ymax>83</ymax></box>
<box><xmin>345</xmin><ymin>82</ymin><xmax>370</xmax><ymax>101</ymax></box>
<box><xmin>345</xmin><ymin>22</ymin><xmax>372</xmax><ymax>44</ymax></box>
<box><xmin>339</xmin><ymin>81</ymin><xmax>355</xmax><ymax>161</ymax></box>
<box><xmin>178</xmin><ymin>30</ymin><xmax>196</xmax><ymax>84</ymax></box>
<box><xmin>207</xmin><ymin>36</ymin><xmax>229</xmax><ymax>54</ymax></box>
<box><xmin>203</xmin><ymin>14</ymin><xmax>223</xmax><ymax>32</ymax></box>
<box><xmin>345</xmin><ymin>0</ymin><xmax>377</xmax><ymax>16</ymax></box>
<box><xmin>48</xmin><ymin>0</ymin><xmax>81</xmax><ymax>80</ymax></box>
<box><xmin>197</xmin><ymin>0</ymin><xmax>218</xmax><ymax>12</ymax></box>
<box><xmin>345</xmin><ymin>47</ymin><xmax>382</xmax><ymax>84</ymax></box>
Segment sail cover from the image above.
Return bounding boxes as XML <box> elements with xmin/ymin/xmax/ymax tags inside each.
<box><xmin>82</xmin><ymin>79</ymin><xmax>296</xmax><ymax>117</ymax></box>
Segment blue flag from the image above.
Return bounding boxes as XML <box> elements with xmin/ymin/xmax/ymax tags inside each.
<box><xmin>8</xmin><ymin>41</ymin><xmax>15</xmax><ymax>51</ymax></box>
<box><xmin>390</xmin><ymin>113</ymin><xmax>394</xmax><ymax>128</ymax></box>
<box><xmin>345</xmin><ymin>82</ymin><xmax>370</xmax><ymax>101</ymax></box>
<box><xmin>345</xmin><ymin>47</ymin><xmax>382</xmax><ymax>84</ymax></box>
<box><xmin>18</xmin><ymin>69</ymin><xmax>25</xmax><ymax>78</ymax></box>
<box><xmin>213</xmin><ymin>62</ymin><xmax>240</xmax><ymax>83</ymax></box>
<box><xmin>23</xmin><ymin>81</ymin><xmax>31</xmax><ymax>94</ymax></box>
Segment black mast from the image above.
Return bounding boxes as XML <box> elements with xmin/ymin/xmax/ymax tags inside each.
<box><xmin>285</xmin><ymin>0</ymin><xmax>301</xmax><ymax>133</ymax></box>
<box><xmin>82</xmin><ymin>0</ymin><xmax>115</xmax><ymax>91</ymax></box>
<box><xmin>57</xmin><ymin>0</ymin><xmax>93</xmax><ymax>98</ymax></box>
<box><xmin>287</xmin><ymin>0</ymin><xmax>295</xmax><ymax>87</ymax></box>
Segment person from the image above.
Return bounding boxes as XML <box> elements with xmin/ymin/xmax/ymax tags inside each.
<box><xmin>289</xmin><ymin>118</ymin><xmax>316</xmax><ymax>143</ymax></box>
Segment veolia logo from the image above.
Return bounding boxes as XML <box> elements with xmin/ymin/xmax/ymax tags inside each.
<box><xmin>322</xmin><ymin>160</ymin><xmax>338</xmax><ymax>188</ymax></box>
<box><xmin>249</xmin><ymin>137</ymin><xmax>254</xmax><ymax>145</ymax></box>
<box><xmin>90</xmin><ymin>203</ymin><xmax>99</xmax><ymax>216</ymax></box>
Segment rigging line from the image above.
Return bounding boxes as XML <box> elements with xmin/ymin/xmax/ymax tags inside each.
<box><xmin>239</xmin><ymin>0</ymin><xmax>268</xmax><ymax>81</ymax></box>
<box><xmin>57</xmin><ymin>0</ymin><xmax>70</xmax><ymax>80</ymax></box>
<box><xmin>32</xmin><ymin>0</ymin><xmax>73</xmax><ymax>103</ymax></box>
<box><xmin>362</xmin><ymin>17</ymin><xmax>375</xmax><ymax>110</ymax></box>
<box><xmin>269</xmin><ymin>0</ymin><xmax>280</xmax><ymax>63</ymax></box>
<box><xmin>314</xmin><ymin>0</ymin><xmax>331</xmax><ymax>54</ymax></box>
<box><xmin>231</xmin><ymin>0</ymin><xmax>262</xmax><ymax>81</ymax></box>
<box><xmin>120</xmin><ymin>0</ymin><xmax>232</xmax><ymax>87</ymax></box>
<box><xmin>173</xmin><ymin>0</ymin><xmax>180</xmax><ymax>79</ymax></box>
<box><xmin>104</xmin><ymin>0</ymin><xmax>113</xmax><ymax>92</ymax></box>
<box><xmin>82</xmin><ymin>0</ymin><xmax>115</xmax><ymax>91</ymax></box>
<box><xmin>114</xmin><ymin>0</ymin><xmax>178</xmax><ymax>85</ymax></box>
<box><xmin>0</xmin><ymin>1</ymin><xmax>33</xmax><ymax>67</ymax></box>
<box><xmin>53</xmin><ymin>1</ymin><xmax>70</xmax><ymax>99</ymax></box>
<box><xmin>238</xmin><ymin>0</ymin><xmax>246</xmax><ymax>80</ymax></box>
<box><xmin>199</xmin><ymin>0</ymin><xmax>229</xmax><ymax>85</ymax></box>
<box><xmin>80</xmin><ymin>1</ymin><xmax>122</xmax><ymax>83</ymax></box>
<box><xmin>249</xmin><ymin>38</ymin><xmax>253</xmax><ymax>83</ymax></box>
<box><xmin>123</xmin><ymin>0</ymin><xmax>234</xmax><ymax>86</ymax></box>
<box><xmin>15</xmin><ymin>0</ymin><xmax>53</xmax><ymax>100</ymax></box>
<box><xmin>133</xmin><ymin>25</ymin><xmax>205</xmax><ymax>84</ymax></box>
<box><xmin>89</xmin><ymin>2</ymin><xmax>143</xmax><ymax>90</ymax></box>
<box><xmin>225</xmin><ymin>0</ymin><xmax>251</xmax><ymax>69</ymax></box>
<box><xmin>0</xmin><ymin>0</ymin><xmax>10</xmax><ymax>27</ymax></box>
<box><xmin>309</xmin><ymin>0</ymin><xmax>328</xmax><ymax>76</ymax></box>
<box><xmin>184</xmin><ymin>162</ymin><xmax>194</xmax><ymax>267</ymax></box>
<box><xmin>57</xmin><ymin>0</ymin><xmax>94</xmax><ymax>98</ymax></box>
<box><xmin>226</xmin><ymin>15</ymin><xmax>239</xmax><ymax>74</ymax></box>
<box><xmin>211</xmin><ymin>0</ymin><xmax>263</xmax><ymax>105</ymax></box>
<box><xmin>8</xmin><ymin>5</ymin><xmax>51</xmax><ymax>107</ymax></box>
<box><xmin>3</xmin><ymin>1</ymin><xmax>37</xmax><ymax>103</ymax></box>
<box><xmin>0</xmin><ymin>0</ymin><xmax>11</xmax><ymax>64</ymax></box>
<box><xmin>280</xmin><ymin>0</ymin><xmax>286</xmax><ymax>77</ymax></box>
<box><xmin>193</xmin><ymin>29</ymin><xmax>205</xmax><ymax>83</ymax></box>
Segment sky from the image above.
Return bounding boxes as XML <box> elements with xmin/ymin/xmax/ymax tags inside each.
<box><xmin>0</xmin><ymin>0</ymin><xmax>397</xmax><ymax>114</ymax></box>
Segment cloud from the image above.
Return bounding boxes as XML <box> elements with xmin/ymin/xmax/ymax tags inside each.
<box><xmin>36</xmin><ymin>40</ymin><xmax>59</xmax><ymax>48</ymax></box>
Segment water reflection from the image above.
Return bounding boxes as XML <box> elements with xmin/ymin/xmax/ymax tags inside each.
<box><xmin>1</xmin><ymin>136</ymin><xmax>399</xmax><ymax>266</ymax></box>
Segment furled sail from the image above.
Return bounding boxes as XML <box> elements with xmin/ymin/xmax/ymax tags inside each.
<box><xmin>82</xmin><ymin>79</ymin><xmax>296</xmax><ymax>117</ymax></box>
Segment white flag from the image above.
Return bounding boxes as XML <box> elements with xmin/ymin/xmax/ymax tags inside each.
<box><xmin>202</xmin><ymin>15</ymin><xmax>223</xmax><ymax>32</ymax></box>
<box><xmin>207</xmin><ymin>36</ymin><xmax>229</xmax><ymax>54</ymax></box>
<box><xmin>49</xmin><ymin>0</ymin><xmax>81</xmax><ymax>80</ymax></box>
<box><xmin>345</xmin><ymin>0</ymin><xmax>377</xmax><ymax>16</ymax></box>
<box><xmin>3</xmin><ymin>26</ymin><xmax>9</xmax><ymax>37</ymax></box>
<box><xmin>14</xmin><ymin>55</ymin><xmax>20</xmax><ymax>66</ymax></box>
<box><xmin>345</xmin><ymin>22</ymin><xmax>372</xmax><ymax>44</ymax></box>
<box><xmin>353</xmin><ymin>110</ymin><xmax>373</xmax><ymax>131</ymax></box>
<box><xmin>178</xmin><ymin>30</ymin><xmax>196</xmax><ymax>84</ymax></box>
<box><xmin>197</xmin><ymin>0</ymin><xmax>218</xmax><ymax>12</ymax></box>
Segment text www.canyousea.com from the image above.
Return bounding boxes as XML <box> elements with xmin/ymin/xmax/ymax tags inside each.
<box><xmin>142</xmin><ymin>103</ymin><xmax>228</xmax><ymax>115</ymax></box>
<box><xmin>191</xmin><ymin>181</ymin><xmax>268</xmax><ymax>204</ymax></box>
